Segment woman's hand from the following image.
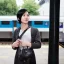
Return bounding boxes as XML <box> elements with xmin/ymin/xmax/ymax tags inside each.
<box><xmin>12</xmin><ymin>39</ymin><xmax>20</xmax><ymax>48</ymax></box>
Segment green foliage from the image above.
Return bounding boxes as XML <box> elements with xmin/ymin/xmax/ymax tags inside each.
<box><xmin>0</xmin><ymin>0</ymin><xmax>18</xmax><ymax>15</ymax></box>
<box><xmin>22</xmin><ymin>0</ymin><xmax>40</xmax><ymax>15</ymax></box>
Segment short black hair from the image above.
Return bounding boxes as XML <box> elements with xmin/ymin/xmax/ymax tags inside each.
<box><xmin>17</xmin><ymin>8</ymin><xmax>28</xmax><ymax>24</ymax></box>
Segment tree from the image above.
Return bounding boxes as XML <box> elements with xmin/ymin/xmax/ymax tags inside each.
<box><xmin>21</xmin><ymin>0</ymin><xmax>40</xmax><ymax>15</ymax></box>
<box><xmin>0</xmin><ymin>0</ymin><xmax>18</xmax><ymax>15</ymax></box>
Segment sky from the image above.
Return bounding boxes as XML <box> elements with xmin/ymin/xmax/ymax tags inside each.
<box><xmin>16</xmin><ymin>0</ymin><xmax>23</xmax><ymax>6</ymax></box>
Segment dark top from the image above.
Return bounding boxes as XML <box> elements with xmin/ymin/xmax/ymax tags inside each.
<box><xmin>12</xmin><ymin>27</ymin><xmax>41</xmax><ymax>64</ymax></box>
<box><xmin>12</xmin><ymin>27</ymin><xmax>41</xmax><ymax>49</ymax></box>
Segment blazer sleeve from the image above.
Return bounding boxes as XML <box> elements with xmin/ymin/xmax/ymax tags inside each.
<box><xmin>12</xmin><ymin>29</ymin><xmax>19</xmax><ymax>50</ymax></box>
<box><xmin>12</xmin><ymin>30</ymin><xmax>16</xmax><ymax>42</ymax></box>
<box><xmin>31</xmin><ymin>29</ymin><xmax>41</xmax><ymax>49</ymax></box>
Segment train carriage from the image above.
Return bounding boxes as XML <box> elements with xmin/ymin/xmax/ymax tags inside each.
<box><xmin>0</xmin><ymin>16</ymin><xmax>64</xmax><ymax>42</ymax></box>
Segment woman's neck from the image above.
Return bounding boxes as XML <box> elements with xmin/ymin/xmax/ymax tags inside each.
<box><xmin>21</xmin><ymin>23</ymin><xmax>29</xmax><ymax>31</ymax></box>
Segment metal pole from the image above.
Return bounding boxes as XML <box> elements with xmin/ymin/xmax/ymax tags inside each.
<box><xmin>48</xmin><ymin>0</ymin><xmax>60</xmax><ymax>64</ymax></box>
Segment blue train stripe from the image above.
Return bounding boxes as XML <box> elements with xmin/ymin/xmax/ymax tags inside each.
<box><xmin>0</xmin><ymin>21</ymin><xmax>63</xmax><ymax>29</ymax></box>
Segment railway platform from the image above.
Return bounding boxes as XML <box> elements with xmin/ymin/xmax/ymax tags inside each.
<box><xmin>0</xmin><ymin>44</ymin><xmax>64</xmax><ymax>64</ymax></box>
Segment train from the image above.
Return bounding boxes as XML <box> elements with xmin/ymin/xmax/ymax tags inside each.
<box><xmin>0</xmin><ymin>16</ymin><xmax>64</xmax><ymax>42</ymax></box>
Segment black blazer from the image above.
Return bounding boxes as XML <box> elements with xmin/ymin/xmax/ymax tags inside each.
<box><xmin>12</xmin><ymin>27</ymin><xmax>41</xmax><ymax>64</ymax></box>
<box><xmin>12</xmin><ymin>27</ymin><xmax>41</xmax><ymax>49</ymax></box>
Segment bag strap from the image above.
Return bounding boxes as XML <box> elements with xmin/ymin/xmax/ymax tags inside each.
<box><xmin>18</xmin><ymin>26</ymin><xmax>30</xmax><ymax>39</ymax></box>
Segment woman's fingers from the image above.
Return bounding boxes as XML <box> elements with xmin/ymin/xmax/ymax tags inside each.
<box><xmin>12</xmin><ymin>40</ymin><xmax>20</xmax><ymax>48</ymax></box>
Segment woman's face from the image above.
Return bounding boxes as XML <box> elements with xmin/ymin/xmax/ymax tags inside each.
<box><xmin>21</xmin><ymin>11</ymin><xmax>30</xmax><ymax>24</ymax></box>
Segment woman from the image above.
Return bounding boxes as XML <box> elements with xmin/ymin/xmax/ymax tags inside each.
<box><xmin>12</xmin><ymin>8</ymin><xmax>41</xmax><ymax>64</ymax></box>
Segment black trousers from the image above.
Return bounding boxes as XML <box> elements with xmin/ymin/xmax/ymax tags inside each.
<box><xmin>19</xmin><ymin>58</ymin><xmax>31</xmax><ymax>64</ymax></box>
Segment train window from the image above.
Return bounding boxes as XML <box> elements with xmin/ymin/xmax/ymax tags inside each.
<box><xmin>28</xmin><ymin>21</ymin><xmax>32</xmax><ymax>26</ymax></box>
<box><xmin>1</xmin><ymin>21</ymin><xmax>10</xmax><ymax>25</ymax></box>
<box><xmin>34</xmin><ymin>21</ymin><xmax>43</xmax><ymax>25</ymax></box>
